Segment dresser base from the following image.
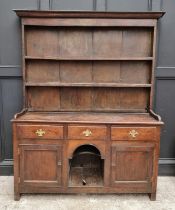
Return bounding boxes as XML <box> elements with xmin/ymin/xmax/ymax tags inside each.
<box><xmin>12</xmin><ymin>112</ymin><xmax>162</xmax><ymax>201</ymax></box>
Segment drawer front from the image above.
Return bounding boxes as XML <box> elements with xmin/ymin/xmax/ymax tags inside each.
<box><xmin>111</xmin><ymin>127</ymin><xmax>156</xmax><ymax>141</ymax></box>
<box><xmin>17</xmin><ymin>124</ymin><xmax>64</xmax><ymax>140</ymax></box>
<box><xmin>68</xmin><ymin>125</ymin><xmax>107</xmax><ymax>140</ymax></box>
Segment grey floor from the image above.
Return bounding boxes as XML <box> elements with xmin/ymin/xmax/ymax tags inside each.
<box><xmin>0</xmin><ymin>176</ymin><xmax>175</xmax><ymax>210</ymax></box>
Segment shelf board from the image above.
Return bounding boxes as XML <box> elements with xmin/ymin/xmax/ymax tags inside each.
<box><xmin>27</xmin><ymin>108</ymin><xmax>147</xmax><ymax>113</ymax></box>
<box><xmin>25</xmin><ymin>56</ymin><xmax>153</xmax><ymax>61</ymax></box>
<box><xmin>25</xmin><ymin>82</ymin><xmax>152</xmax><ymax>88</ymax></box>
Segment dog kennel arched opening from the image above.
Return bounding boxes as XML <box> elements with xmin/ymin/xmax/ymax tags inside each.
<box><xmin>69</xmin><ymin>144</ymin><xmax>104</xmax><ymax>187</ymax></box>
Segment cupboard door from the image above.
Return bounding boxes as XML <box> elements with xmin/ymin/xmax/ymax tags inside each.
<box><xmin>111</xmin><ymin>143</ymin><xmax>154</xmax><ymax>185</ymax></box>
<box><xmin>19</xmin><ymin>145</ymin><xmax>62</xmax><ymax>187</ymax></box>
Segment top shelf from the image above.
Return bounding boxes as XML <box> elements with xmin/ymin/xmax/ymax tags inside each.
<box><xmin>25</xmin><ymin>56</ymin><xmax>153</xmax><ymax>61</ymax></box>
<box><xmin>14</xmin><ymin>10</ymin><xmax>165</xmax><ymax>19</ymax></box>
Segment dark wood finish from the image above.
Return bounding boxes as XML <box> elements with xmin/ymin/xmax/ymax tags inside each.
<box><xmin>12</xmin><ymin>112</ymin><xmax>163</xmax><ymax>125</ymax></box>
<box><xmin>19</xmin><ymin>144</ymin><xmax>62</xmax><ymax>187</ymax></box>
<box><xmin>17</xmin><ymin>124</ymin><xmax>63</xmax><ymax>139</ymax></box>
<box><xmin>14</xmin><ymin>10</ymin><xmax>165</xmax><ymax>19</ymax></box>
<box><xmin>12</xmin><ymin>11</ymin><xmax>164</xmax><ymax>201</ymax></box>
<box><xmin>68</xmin><ymin>125</ymin><xmax>107</xmax><ymax>140</ymax></box>
<box><xmin>27</xmin><ymin>87</ymin><xmax>60</xmax><ymax>111</ymax></box>
<box><xmin>111</xmin><ymin>142</ymin><xmax>154</xmax><ymax>183</ymax></box>
<box><xmin>111</xmin><ymin>126</ymin><xmax>157</xmax><ymax>141</ymax></box>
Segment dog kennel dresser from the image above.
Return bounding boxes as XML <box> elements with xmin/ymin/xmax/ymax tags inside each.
<box><xmin>12</xmin><ymin>10</ymin><xmax>164</xmax><ymax>200</ymax></box>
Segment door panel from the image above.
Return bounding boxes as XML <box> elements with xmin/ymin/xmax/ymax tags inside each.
<box><xmin>111</xmin><ymin>143</ymin><xmax>154</xmax><ymax>185</ymax></box>
<box><xmin>20</xmin><ymin>144</ymin><xmax>62</xmax><ymax>187</ymax></box>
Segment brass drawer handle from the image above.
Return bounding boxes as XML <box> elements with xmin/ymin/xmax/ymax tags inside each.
<box><xmin>35</xmin><ymin>129</ymin><xmax>46</xmax><ymax>137</ymax></box>
<box><xmin>129</xmin><ymin>129</ymin><xmax>138</xmax><ymax>138</ymax></box>
<box><xmin>82</xmin><ymin>129</ymin><xmax>92</xmax><ymax>137</ymax></box>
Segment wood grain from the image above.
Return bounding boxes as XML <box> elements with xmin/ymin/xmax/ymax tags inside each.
<box><xmin>12</xmin><ymin>10</ymin><xmax>164</xmax><ymax>201</ymax></box>
<box><xmin>17</xmin><ymin>124</ymin><xmax>63</xmax><ymax>139</ymax></box>
<box><xmin>111</xmin><ymin>126</ymin><xmax>156</xmax><ymax>141</ymax></box>
<box><xmin>68</xmin><ymin>125</ymin><xmax>107</xmax><ymax>140</ymax></box>
<box><xmin>27</xmin><ymin>87</ymin><xmax>60</xmax><ymax>111</ymax></box>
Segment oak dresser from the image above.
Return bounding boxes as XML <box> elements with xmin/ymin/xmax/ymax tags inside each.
<box><xmin>12</xmin><ymin>10</ymin><xmax>164</xmax><ymax>200</ymax></box>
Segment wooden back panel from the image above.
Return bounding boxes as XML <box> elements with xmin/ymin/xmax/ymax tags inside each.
<box><xmin>23</xmin><ymin>19</ymin><xmax>155</xmax><ymax>112</ymax></box>
<box><xmin>27</xmin><ymin>87</ymin><xmax>149</xmax><ymax>112</ymax></box>
<box><xmin>25</xmin><ymin>27</ymin><xmax>153</xmax><ymax>58</ymax></box>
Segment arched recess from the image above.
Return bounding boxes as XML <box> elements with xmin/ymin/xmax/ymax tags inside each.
<box><xmin>69</xmin><ymin>144</ymin><xmax>104</xmax><ymax>187</ymax></box>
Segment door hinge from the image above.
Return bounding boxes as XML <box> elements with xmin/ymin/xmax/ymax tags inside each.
<box><xmin>18</xmin><ymin>177</ymin><xmax>20</xmax><ymax>183</ymax></box>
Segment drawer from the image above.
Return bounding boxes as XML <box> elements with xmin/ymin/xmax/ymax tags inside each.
<box><xmin>17</xmin><ymin>124</ymin><xmax>64</xmax><ymax>140</ymax></box>
<box><xmin>68</xmin><ymin>125</ymin><xmax>107</xmax><ymax>140</ymax></box>
<box><xmin>111</xmin><ymin>127</ymin><xmax>156</xmax><ymax>141</ymax></box>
